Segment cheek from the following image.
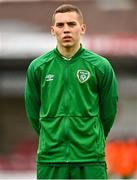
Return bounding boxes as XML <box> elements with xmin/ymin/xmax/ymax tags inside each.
<box><xmin>75</xmin><ymin>28</ymin><xmax>82</xmax><ymax>34</ymax></box>
<box><xmin>54</xmin><ymin>31</ymin><xmax>62</xmax><ymax>39</ymax></box>
<box><xmin>74</xmin><ymin>30</ymin><xmax>81</xmax><ymax>37</ymax></box>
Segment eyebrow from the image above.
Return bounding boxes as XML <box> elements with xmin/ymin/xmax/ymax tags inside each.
<box><xmin>56</xmin><ymin>21</ymin><xmax>77</xmax><ymax>25</ymax></box>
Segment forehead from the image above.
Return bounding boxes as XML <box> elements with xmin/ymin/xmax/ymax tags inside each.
<box><xmin>54</xmin><ymin>12</ymin><xmax>80</xmax><ymax>24</ymax></box>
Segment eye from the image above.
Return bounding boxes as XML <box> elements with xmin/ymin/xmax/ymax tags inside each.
<box><xmin>56</xmin><ymin>23</ymin><xmax>64</xmax><ymax>28</ymax></box>
<box><xmin>67</xmin><ymin>22</ymin><xmax>77</xmax><ymax>27</ymax></box>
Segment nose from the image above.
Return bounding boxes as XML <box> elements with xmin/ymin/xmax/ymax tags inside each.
<box><xmin>63</xmin><ymin>24</ymin><xmax>70</xmax><ymax>34</ymax></box>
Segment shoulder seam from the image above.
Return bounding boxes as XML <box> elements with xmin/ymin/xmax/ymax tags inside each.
<box><xmin>32</xmin><ymin>50</ymin><xmax>55</xmax><ymax>72</ymax></box>
<box><xmin>34</xmin><ymin>57</ymin><xmax>54</xmax><ymax>72</ymax></box>
<box><xmin>81</xmin><ymin>50</ymin><xmax>108</xmax><ymax>75</ymax></box>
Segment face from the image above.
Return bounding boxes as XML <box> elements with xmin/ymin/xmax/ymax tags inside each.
<box><xmin>51</xmin><ymin>12</ymin><xmax>86</xmax><ymax>49</ymax></box>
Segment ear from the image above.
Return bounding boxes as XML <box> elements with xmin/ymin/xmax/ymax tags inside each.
<box><xmin>81</xmin><ymin>24</ymin><xmax>86</xmax><ymax>35</ymax></box>
<box><xmin>51</xmin><ymin>26</ymin><xmax>55</xmax><ymax>36</ymax></box>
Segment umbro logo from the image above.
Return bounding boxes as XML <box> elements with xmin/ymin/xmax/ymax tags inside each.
<box><xmin>45</xmin><ymin>74</ymin><xmax>54</xmax><ymax>81</ymax></box>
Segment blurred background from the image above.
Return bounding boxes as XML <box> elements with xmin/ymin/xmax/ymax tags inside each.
<box><xmin>0</xmin><ymin>0</ymin><xmax>137</xmax><ymax>179</ymax></box>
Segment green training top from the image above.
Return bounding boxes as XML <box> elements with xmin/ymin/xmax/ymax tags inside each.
<box><xmin>25</xmin><ymin>45</ymin><xmax>118</xmax><ymax>163</ymax></box>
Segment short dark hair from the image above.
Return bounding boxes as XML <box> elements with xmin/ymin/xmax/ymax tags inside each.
<box><xmin>52</xmin><ymin>4</ymin><xmax>83</xmax><ymax>25</ymax></box>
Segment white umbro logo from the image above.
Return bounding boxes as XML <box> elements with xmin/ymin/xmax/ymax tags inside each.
<box><xmin>45</xmin><ymin>74</ymin><xmax>54</xmax><ymax>81</ymax></box>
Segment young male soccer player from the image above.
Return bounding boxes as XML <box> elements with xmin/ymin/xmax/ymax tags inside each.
<box><xmin>25</xmin><ymin>4</ymin><xmax>118</xmax><ymax>179</ymax></box>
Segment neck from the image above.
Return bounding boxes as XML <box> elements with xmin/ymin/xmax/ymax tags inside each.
<box><xmin>57</xmin><ymin>44</ymin><xmax>80</xmax><ymax>59</ymax></box>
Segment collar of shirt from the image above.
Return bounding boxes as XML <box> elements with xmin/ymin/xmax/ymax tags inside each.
<box><xmin>54</xmin><ymin>43</ymin><xmax>85</xmax><ymax>62</ymax></box>
<box><xmin>62</xmin><ymin>56</ymin><xmax>72</xmax><ymax>61</ymax></box>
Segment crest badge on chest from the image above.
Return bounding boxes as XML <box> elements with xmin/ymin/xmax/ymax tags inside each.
<box><xmin>76</xmin><ymin>70</ymin><xmax>90</xmax><ymax>83</ymax></box>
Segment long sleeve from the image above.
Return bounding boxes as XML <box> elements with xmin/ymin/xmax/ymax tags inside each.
<box><xmin>25</xmin><ymin>63</ymin><xmax>41</xmax><ymax>135</ymax></box>
<box><xmin>97</xmin><ymin>60</ymin><xmax>118</xmax><ymax>138</ymax></box>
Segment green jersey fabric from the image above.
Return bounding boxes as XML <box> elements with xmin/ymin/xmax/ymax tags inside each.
<box><xmin>25</xmin><ymin>45</ymin><xmax>118</xmax><ymax>164</ymax></box>
<box><xmin>37</xmin><ymin>162</ymin><xmax>108</xmax><ymax>179</ymax></box>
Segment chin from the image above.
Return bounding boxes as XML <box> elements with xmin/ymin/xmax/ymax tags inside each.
<box><xmin>62</xmin><ymin>42</ymin><xmax>73</xmax><ymax>48</ymax></box>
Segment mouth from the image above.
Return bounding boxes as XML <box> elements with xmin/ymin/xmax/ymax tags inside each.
<box><xmin>63</xmin><ymin>36</ymin><xmax>72</xmax><ymax>42</ymax></box>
